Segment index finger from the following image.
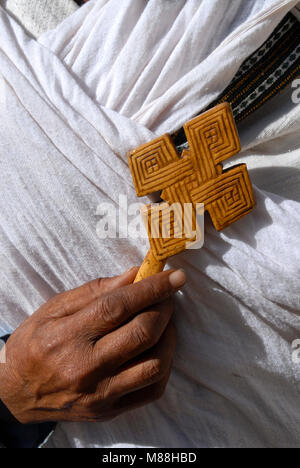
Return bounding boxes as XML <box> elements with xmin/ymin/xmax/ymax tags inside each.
<box><xmin>38</xmin><ymin>267</ymin><xmax>139</xmax><ymax>319</ymax></box>
<box><xmin>73</xmin><ymin>269</ymin><xmax>186</xmax><ymax>336</ymax></box>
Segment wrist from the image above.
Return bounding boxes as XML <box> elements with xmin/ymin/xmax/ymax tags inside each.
<box><xmin>0</xmin><ymin>335</ymin><xmax>56</xmax><ymax>447</ymax></box>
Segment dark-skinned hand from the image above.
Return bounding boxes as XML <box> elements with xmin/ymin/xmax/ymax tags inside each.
<box><xmin>0</xmin><ymin>268</ymin><xmax>186</xmax><ymax>424</ymax></box>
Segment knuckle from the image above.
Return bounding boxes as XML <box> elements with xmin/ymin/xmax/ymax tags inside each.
<box><xmin>119</xmin><ymin>290</ymin><xmax>132</xmax><ymax>317</ymax></box>
<box><xmin>142</xmin><ymin>359</ymin><xmax>163</xmax><ymax>383</ymax></box>
<box><xmin>146</xmin><ymin>280</ymin><xmax>163</xmax><ymax>302</ymax></box>
<box><xmin>88</xmin><ymin>278</ymin><xmax>103</xmax><ymax>297</ymax></box>
<box><xmin>134</xmin><ymin>322</ymin><xmax>155</xmax><ymax>348</ymax></box>
<box><xmin>97</xmin><ymin>295</ymin><xmax>120</xmax><ymax>329</ymax></box>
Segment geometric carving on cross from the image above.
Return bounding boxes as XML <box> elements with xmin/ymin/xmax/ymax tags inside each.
<box><xmin>128</xmin><ymin>103</ymin><xmax>255</xmax><ymax>276</ymax></box>
<box><xmin>140</xmin><ymin>200</ymin><xmax>204</xmax><ymax>262</ymax></box>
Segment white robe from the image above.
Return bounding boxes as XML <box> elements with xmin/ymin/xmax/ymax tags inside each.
<box><xmin>0</xmin><ymin>0</ymin><xmax>299</xmax><ymax>448</ymax></box>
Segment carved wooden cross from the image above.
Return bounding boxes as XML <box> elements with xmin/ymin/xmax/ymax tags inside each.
<box><xmin>128</xmin><ymin>103</ymin><xmax>255</xmax><ymax>282</ymax></box>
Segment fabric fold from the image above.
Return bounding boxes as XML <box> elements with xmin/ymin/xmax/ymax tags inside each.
<box><xmin>0</xmin><ymin>0</ymin><xmax>299</xmax><ymax>448</ymax></box>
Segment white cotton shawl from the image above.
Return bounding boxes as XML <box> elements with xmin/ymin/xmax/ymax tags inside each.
<box><xmin>0</xmin><ymin>0</ymin><xmax>299</xmax><ymax>448</ymax></box>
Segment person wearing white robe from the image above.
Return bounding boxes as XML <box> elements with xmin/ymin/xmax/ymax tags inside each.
<box><xmin>0</xmin><ymin>0</ymin><xmax>299</xmax><ymax>448</ymax></box>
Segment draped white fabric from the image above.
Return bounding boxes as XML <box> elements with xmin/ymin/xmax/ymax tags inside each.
<box><xmin>0</xmin><ymin>0</ymin><xmax>299</xmax><ymax>447</ymax></box>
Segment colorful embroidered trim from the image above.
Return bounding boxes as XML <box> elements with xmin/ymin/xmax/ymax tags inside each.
<box><xmin>173</xmin><ymin>12</ymin><xmax>300</xmax><ymax>152</ymax></box>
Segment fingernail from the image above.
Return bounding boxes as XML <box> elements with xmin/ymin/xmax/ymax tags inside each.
<box><xmin>169</xmin><ymin>270</ymin><xmax>186</xmax><ymax>290</ymax></box>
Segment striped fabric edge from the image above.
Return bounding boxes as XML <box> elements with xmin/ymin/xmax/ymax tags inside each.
<box><xmin>173</xmin><ymin>12</ymin><xmax>300</xmax><ymax>152</ymax></box>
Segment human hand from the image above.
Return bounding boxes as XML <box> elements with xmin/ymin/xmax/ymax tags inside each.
<box><xmin>0</xmin><ymin>268</ymin><xmax>186</xmax><ymax>423</ymax></box>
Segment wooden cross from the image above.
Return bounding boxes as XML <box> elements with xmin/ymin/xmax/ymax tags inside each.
<box><xmin>128</xmin><ymin>103</ymin><xmax>256</xmax><ymax>282</ymax></box>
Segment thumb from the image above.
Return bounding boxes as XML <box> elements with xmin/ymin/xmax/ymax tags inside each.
<box><xmin>75</xmin><ymin>267</ymin><xmax>140</xmax><ymax>308</ymax></box>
